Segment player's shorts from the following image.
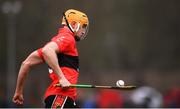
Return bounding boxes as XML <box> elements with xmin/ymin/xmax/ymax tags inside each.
<box><xmin>44</xmin><ymin>95</ymin><xmax>78</xmax><ymax>108</ymax></box>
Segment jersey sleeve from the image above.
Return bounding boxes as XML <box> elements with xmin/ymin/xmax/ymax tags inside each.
<box><xmin>51</xmin><ymin>35</ymin><xmax>72</xmax><ymax>53</ymax></box>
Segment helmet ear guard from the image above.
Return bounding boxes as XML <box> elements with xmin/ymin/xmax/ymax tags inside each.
<box><xmin>74</xmin><ymin>22</ymin><xmax>80</xmax><ymax>32</ymax></box>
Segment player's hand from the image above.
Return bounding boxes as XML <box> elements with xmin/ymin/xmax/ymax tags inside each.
<box><xmin>12</xmin><ymin>93</ymin><xmax>24</xmax><ymax>105</ymax></box>
<box><xmin>59</xmin><ymin>77</ymin><xmax>71</xmax><ymax>88</ymax></box>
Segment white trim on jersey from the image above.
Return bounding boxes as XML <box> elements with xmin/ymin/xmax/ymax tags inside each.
<box><xmin>51</xmin><ymin>95</ymin><xmax>57</xmax><ymax>108</ymax></box>
<box><xmin>61</xmin><ymin>96</ymin><xmax>68</xmax><ymax>109</ymax></box>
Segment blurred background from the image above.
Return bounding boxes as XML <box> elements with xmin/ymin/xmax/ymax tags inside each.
<box><xmin>0</xmin><ymin>0</ymin><xmax>180</xmax><ymax>108</ymax></box>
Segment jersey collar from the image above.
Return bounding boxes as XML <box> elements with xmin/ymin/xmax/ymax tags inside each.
<box><xmin>58</xmin><ymin>26</ymin><xmax>74</xmax><ymax>36</ymax></box>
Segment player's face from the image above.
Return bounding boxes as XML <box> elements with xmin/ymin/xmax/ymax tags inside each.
<box><xmin>75</xmin><ymin>24</ymin><xmax>89</xmax><ymax>41</ymax></box>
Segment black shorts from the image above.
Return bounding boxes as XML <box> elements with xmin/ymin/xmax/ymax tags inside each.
<box><xmin>44</xmin><ymin>95</ymin><xmax>78</xmax><ymax>108</ymax></box>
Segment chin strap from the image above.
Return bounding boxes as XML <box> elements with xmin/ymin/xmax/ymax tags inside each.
<box><xmin>63</xmin><ymin>12</ymin><xmax>74</xmax><ymax>33</ymax></box>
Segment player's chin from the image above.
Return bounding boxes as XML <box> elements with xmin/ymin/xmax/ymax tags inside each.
<box><xmin>75</xmin><ymin>36</ymin><xmax>81</xmax><ymax>42</ymax></box>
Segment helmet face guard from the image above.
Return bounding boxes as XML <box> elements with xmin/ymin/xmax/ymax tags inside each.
<box><xmin>81</xmin><ymin>24</ymin><xmax>89</xmax><ymax>40</ymax></box>
<box><xmin>62</xmin><ymin>9</ymin><xmax>89</xmax><ymax>41</ymax></box>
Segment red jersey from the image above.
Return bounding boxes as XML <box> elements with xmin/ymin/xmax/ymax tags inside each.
<box><xmin>37</xmin><ymin>27</ymin><xmax>79</xmax><ymax>100</ymax></box>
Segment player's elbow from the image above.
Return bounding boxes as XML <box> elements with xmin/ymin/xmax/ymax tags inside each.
<box><xmin>21</xmin><ymin>60</ymin><xmax>32</xmax><ymax>68</ymax></box>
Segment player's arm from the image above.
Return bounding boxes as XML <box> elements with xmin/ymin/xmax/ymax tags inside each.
<box><xmin>41</xmin><ymin>42</ymin><xmax>70</xmax><ymax>87</ymax></box>
<box><xmin>13</xmin><ymin>50</ymin><xmax>43</xmax><ymax>105</ymax></box>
